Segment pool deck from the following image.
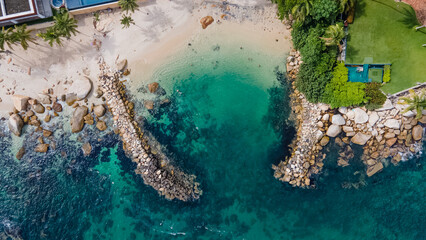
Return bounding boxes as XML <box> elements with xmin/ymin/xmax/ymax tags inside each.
<box><xmin>69</xmin><ymin>0</ymin><xmax>144</xmax><ymax>16</ymax></box>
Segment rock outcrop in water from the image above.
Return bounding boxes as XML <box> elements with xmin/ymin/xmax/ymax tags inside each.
<box><xmin>98</xmin><ymin>62</ymin><xmax>201</xmax><ymax>201</ymax></box>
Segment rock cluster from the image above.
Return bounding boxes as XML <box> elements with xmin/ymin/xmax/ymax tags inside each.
<box><xmin>273</xmin><ymin>49</ymin><xmax>425</xmax><ymax>188</ymax></box>
<box><xmin>98</xmin><ymin>63</ymin><xmax>201</xmax><ymax>201</ymax></box>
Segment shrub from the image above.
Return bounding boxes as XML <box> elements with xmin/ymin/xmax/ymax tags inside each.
<box><xmin>272</xmin><ymin>0</ymin><xmax>299</xmax><ymax>20</ymax></box>
<box><xmin>364</xmin><ymin>82</ymin><xmax>387</xmax><ymax>110</ymax></box>
<box><xmin>323</xmin><ymin>62</ymin><xmax>366</xmax><ymax>108</ymax></box>
<box><xmin>383</xmin><ymin>65</ymin><xmax>391</xmax><ymax>83</ymax></box>
<box><xmin>312</xmin><ymin>0</ymin><xmax>339</xmax><ymax>22</ymax></box>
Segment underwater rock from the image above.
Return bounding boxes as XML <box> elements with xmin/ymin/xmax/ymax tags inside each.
<box><xmin>94</xmin><ymin>105</ymin><xmax>106</xmax><ymax>117</ymax></box>
<box><xmin>52</xmin><ymin>102</ymin><xmax>63</xmax><ymax>112</ymax></box>
<box><xmin>82</xmin><ymin>142</ymin><xmax>92</xmax><ymax>156</ymax></box>
<box><xmin>71</xmin><ymin>106</ymin><xmax>88</xmax><ymax>133</ymax></box>
<box><xmin>96</xmin><ymin>121</ymin><xmax>107</xmax><ymax>131</ymax></box>
<box><xmin>16</xmin><ymin>147</ymin><xmax>25</xmax><ymax>160</ymax></box>
<box><xmin>8</xmin><ymin>114</ymin><xmax>23</xmax><ymax>136</ymax></box>
<box><xmin>35</xmin><ymin>144</ymin><xmax>49</xmax><ymax>153</ymax></box>
<box><xmin>148</xmin><ymin>82</ymin><xmax>159</xmax><ymax>93</ymax></box>
<box><xmin>144</xmin><ymin>100</ymin><xmax>154</xmax><ymax>110</ymax></box>
<box><xmin>366</xmin><ymin>162</ymin><xmax>383</xmax><ymax>177</ymax></box>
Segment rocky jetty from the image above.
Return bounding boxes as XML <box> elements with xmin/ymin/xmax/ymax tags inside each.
<box><xmin>98</xmin><ymin>63</ymin><xmax>201</xmax><ymax>201</ymax></box>
<box><xmin>273</xmin><ymin>49</ymin><xmax>425</xmax><ymax>188</ymax></box>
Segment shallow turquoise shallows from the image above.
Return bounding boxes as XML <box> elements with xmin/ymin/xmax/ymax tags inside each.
<box><xmin>0</xmin><ymin>42</ymin><xmax>424</xmax><ymax>240</ymax></box>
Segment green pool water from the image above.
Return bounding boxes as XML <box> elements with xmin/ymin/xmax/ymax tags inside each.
<box><xmin>0</xmin><ymin>39</ymin><xmax>424</xmax><ymax>240</ymax></box>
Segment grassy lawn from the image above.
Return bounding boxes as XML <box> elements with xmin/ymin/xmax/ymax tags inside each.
<box><xmin>346</xmin><ymin>0</ymin><xmax>426</xmax><ymax>94</ymax></box>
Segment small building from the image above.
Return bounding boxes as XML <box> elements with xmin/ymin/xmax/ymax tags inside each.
<box><xmin>0</xmin><ymin>0</ymin><xmax>53</xmax><ymax>27</ymax></box>
<box><xmin>345</xmin><ymin>63</ymin><xmax>391</xmax><ymax>83</ymax></box>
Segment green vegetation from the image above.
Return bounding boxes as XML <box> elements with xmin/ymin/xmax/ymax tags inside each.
<box><xmin>365</xmin><ymin>82</ymin><xmax>387</xmax><ymax>110</ymax></box>
<box><xmin>399</xmin><ymin>90</ymin><xmax>426</xmax><ymax>119</ymax></box>
<box><xmin>120</xmin><ymin>15</ymin><xmax>135</xmax><ymax>29</ymax></box>
<box><xmin>38</xmin><ymin>9</ymin><xmax>78</xmax><ymax>47</ymax></box>
<box><xmin>0</xmin><ymin>25</ymin><xmax>35</xmax><ymax>50</ymax></box>
<box><xmin>346</xmin><ymin>0</ymin><xmax>426</xmax><ymax>93</ymax></box>
<box><xmin>323</xmin><ymin>62</ymin><xmax>366</xmax><ymax>108</ymax></box>
<box><xmin>118</xmin><ymin>0</ymin><xmax>139</xmax><ymax>13</ymax></box>
<box><xmin>322</xmin><ymin>23</ymin><xmax>345</xmax><ymax>46</ymax></box>
<box><xmin>383</xmin><ymin>65</ymin><xmax>391</xmax><ymax>83</ymax></box>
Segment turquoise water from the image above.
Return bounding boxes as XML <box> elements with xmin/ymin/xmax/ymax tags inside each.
<box><xmin>0</xmin><ymin>42</ymin><xmax>425</xmax><ymax>240</ymax></box>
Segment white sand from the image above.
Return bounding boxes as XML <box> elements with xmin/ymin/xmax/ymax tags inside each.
<box><xmin>0</xmin><ymin>0</ymin><xmax>292</xmax><ymax>118</ymax></box>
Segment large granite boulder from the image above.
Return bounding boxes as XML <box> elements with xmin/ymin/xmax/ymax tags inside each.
<box><xmin>326</xmin><ymin>124</ymin><xmax>342</xmax><ymax>137</ymax></box>
<box><xmin>71</xmin><ymin>106</ymin><xmax>88</xmax><ymax>133</ymax></box>
<box><xmin>384</xmin><ymin>119</ymin><xmax>400</xmax><ymax>129</ymax></box>
<box><xmin>412</xmin><ymin>125</ymin><xmax>423</xmax><ymax>141</ymax></box>
<box><xmin>200</xmin><ymin>16</ymin><xmax>214</xmax><ymax>29</ymax></box>
<box><xmin>366</xmin><ymin>162</ymin><xmax>383</xmax><ymax>177</ymax></box>
<box><xmin>93</xmin><ymin>105</ymin><xmax>106</xmax><ymax>117</ymax></box>
<box><xmin>353</xmin><ymin>108</ymin><xmax>368</xmax><ymax>124</ymax></box>
<box><xmin>11</xmin><ymin>95</ymin><xmax>29</xmax><ymax>111</ymax></box>
<box><xmin>351</xmin><ymin>132</ymin><xmax>372</xmax><ymax>145</ymax></box>
<box><xmin>68</xmin><ymin>77</ymin><xmax>93</xmax><ymax>100</ymax></box>
<box><xmin>8</xmin><ymin>114</ymin><xmax>23</xmax><ymax>136</ymax></box>
<box><xmin>368</xmin><ymin>112</ymin><xmax>379</xmax><ymax>126</ymax></box>
<box><xmin>332</xmin><ymin>114</ymin><xmax>346</xmax><ymax>125</ymax></box>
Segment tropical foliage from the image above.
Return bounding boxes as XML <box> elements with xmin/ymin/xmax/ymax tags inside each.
<box><xmin>312</xmin><ymin>0</ymin><xmax>339</xmax><ymax>22</ymax></box>
<box><xmin>0</xmin><ymin>25</ymin><xmax>35</xmax><ymax>50</ymax></box>
<box><xmin>118</xmin><ymin>0</ymin><xmax>139</xmax><ymax>13</ymax></box>
<box><xmin>120</xmin><ymin>15</ymin><xmax>135</xmax><ymax>28</ymax></box>
<box><xmin>38</xmin><ymin>9</ymin><xmax>78</xmax><ymax>47</ymax></box>
<box><xmin>0</xmin><ymin>27</ymin><xmax>14</xmax><ymax>50</ymax></box>
<box><xmin>322</xmin><ymin>23</ymin><xmax>345</xmax><ymax>46</ymax></box>
<box><xmin>339</xmin><ymin>0</ymin><xmax>356</xmax><ymax>15</ymax></box>
<box><xmin>323</xmin><ymin>62</ymin><xmax>366</xmax><ymax>108</ymax></box>
<box><xmin>398</xmin><ymin>89</ymin><xmax>426</xmax><ymax>119</ymax></box>
<box><xmin>364</xmin><ymin>82</ymin><xmax>387</xmax><ymax>110</ymax></box>
<box><xmin>383</xmin><ymin>65</ymin><xmax>391</xmax><ymax>83</ymax></box>
<box><xmin>291</xmin><ymin>0</ymin><xmax>313</xmax><ymax>24</ymax></box>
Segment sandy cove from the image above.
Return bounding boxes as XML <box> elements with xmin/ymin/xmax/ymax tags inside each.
<box><xmin>0</xmin><ymin>0</ymin><xmax>291</xmax><ymax>118</ymax></box>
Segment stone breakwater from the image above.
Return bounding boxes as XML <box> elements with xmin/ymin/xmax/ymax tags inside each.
<box><xmin>98</xmin><ymin>63</ymin><xmax>201</xmax><ymax>201</ymax></box>
<box><xmin>273</xmin><ymin>49</ymin><xmax>425</xmax><ymax>188</ymax></box>
<box><xmin>272</xmin><ymin>49</ymin><xmax>326</xmax><ymax>188</ymax></box>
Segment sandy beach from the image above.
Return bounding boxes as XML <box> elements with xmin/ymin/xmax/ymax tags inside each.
<box><xmin>0</xmin><ymin>0</ymin><xmax>292</xmax><ymax>118</ymax></box>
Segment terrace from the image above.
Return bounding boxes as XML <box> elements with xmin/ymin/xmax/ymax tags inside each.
<box><xmin>0</xmin><ymin>0</ymin><xmax>52</xmax><ymax>27</ymax></box>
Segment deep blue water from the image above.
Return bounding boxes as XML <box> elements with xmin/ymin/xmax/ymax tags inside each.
<box><xmin>65</xmin><ymin>0</ymin><xmax>116</xmax><ymax>10</ymax></box>
<box><xmin>0</xmin><ymin>43</ymin><xmax>424</xmax><ymax>240</ymax></box>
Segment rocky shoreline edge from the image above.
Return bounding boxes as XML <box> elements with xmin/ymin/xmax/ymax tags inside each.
<box><xmin>273</xmin><ymin>49</ymin><xmax>425</xmax><ymax>188</ymax></box>
<box><xmin>99</xmin><ymin>61</ymin><xmax>201</xmax><ymax>201</ymax></box>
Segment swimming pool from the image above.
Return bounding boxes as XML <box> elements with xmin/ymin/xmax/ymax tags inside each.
<box><xmin>65</xmin><ymin>0</ymin><xmax>116</xmax><ymax>10</ymax></box>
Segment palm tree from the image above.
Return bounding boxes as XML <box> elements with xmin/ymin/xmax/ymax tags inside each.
<box><xmin>118</xmin><ymin>0</ymin><xmax>139</xmax><ymax>13</ymax></box>
<box><xmin>321</xmin><ymin>24</ymin><xmax>345</xmax><ymax>46</ymax></box>
<box><xmin>339</xmin><ymin>0</ymin><xmax>356</xmax><ymax>15</ymax></box>
<box><xmin>37</xmin><ymin>27</ymin><xmax>63</xmax><ymax>47</ymax></box>
<box><xmin>291</xmin><ymin>0</ymin><xmax>313</xmax><ymax>24</ymax></box>
<box><xmin>398</xmin><ymin>89</ymin><xmax>426</xmax><ymax>119</ymax></box>
<box><xmin>0</xmin><ymin>27</ymin><xmax>14</xmax><ymax>50</ymax></box>
<box><xmin>53</xmin><ymin>11</ymin><xmax>78</xmax><ymax>38</ymax></box>
<box><xmin>121</xmin><ymin>15</ymin><xmax>135</xmax><ymax>28</ymax></box>
<box><xmin>12</xmin><ymin>25</ymin><xmax>36</xmax><ymax>50</ymax></box>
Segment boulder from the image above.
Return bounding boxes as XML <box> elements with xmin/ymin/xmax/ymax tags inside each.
<box><xmin>11</xmin><ymin>95</ymin><xmax>29</xmax><ymax>111</ymax></box>
<box><xmin>338</xmin><ymin>107</ymin><xmax>347</xmax><ymax>114</ymax></box>
<box><xmin>346</xmin><ymin>110</ymin><xmax>355</xmax><ymax>120</ymax></box>
<box><xmin>326</xmin><ymin>124</ymin><xmax>341</xmax><ymax>137</ymax></box>
<box><xmin>32</xmin><ymin>104</ymin><xmax>45</xmax><ymax>114</ymax></box>
<box><xmin>384</xmin><ymin>119</ymin><xmax>400</xmax><ymax>129</ymax></box>
<box><xmin>420</xmin><ymin>115</ymin><xmax>426</xmax><ymax>124</ymax></box>
<box><xmin>368</xmin><ymin>112</ymin><xmax>379</xmax><ymax>126</ymax></box>
<box><xmin>315</xmin><ymin>130</ymin><xmax>324</xmax><ymax>141</ymax></box>
<box><xmin>8</xmin><ymin>114</ymin><xmax>23</xmax><ymax>136</ymax></box>
<box><xmin>412</xmin><ymin>125</ymin><xmax>423</xmax><ymax>141</ymax></box>
<box><xmin>95</xmin><ymin>88</ymin><xmax>104</xmax><ymax>98</ymax></box>
<box><xmin>71</xmin><ymin>106</ymin><xmax>88</xmax><ymax>133</ymax></box>
<box><xmin>82</xmin><ymin>142</ymin><xmax>92</xmax><ymax>157</ymax></box>
<box><xmin>322</xmin><ymin>114</ymin><xmax>330</xmax><ymax>121</ymax></box>
<box><xmin>366</xmin><ymin>162</ymin><xmax>383</xmax><ymax>177</ymax></box>
<box><xmin>384</xmin><ymin>132</ymin><xmax>396</xmax><ymax>139</ymax></box>
<box><xmin>96</xmin><ymin>121</ymin><xmax>107</xmax><ymax>131</ymax></box>
<box><xmin>319</xmin><ymin>104</ymin><xmax>329</xmax><ymax>111</ymax></box>
<box><xmin>52</xmin><ymin>102</ymin><xmax>63</xmax><ymax>112</ymax></box>
<box><xmin>320</xmin><ymin>136</ymin><xmax>330</xmax><ymax>146</ymax></box>
<box><xmin>402</xmin><ymin>110</ymin><xmax>416</xmax><ymax>118</ymax></box>
<box><xmin>38</xmin><ymin>94</ymin><xmax>52</xmax><ymax>105</ymax></box>
<box><xmin>332</xmin><ymin>114</ymin><xmax>346</xmax><ymax>125</ymax></box>
<box><xmin>351</xmin><ymin>133</ymin><xmax>372</xmax><ymax>145</ymax></box>
<box><xmin>342</xmin><ymin>126</ymin><xmax>354</xmax><ymax>132</ymax></box>
<box><xmin>35</xmin><ymin>144</ymin><xmax>49</xmax><ymax>153</ymax></box>
<box><xmin>66</xmin><ymin>93</ymin><xmax>78</xmax><ymax>106</ymax></box>
<box><xmin>376</xmin><ymin>99</ymin><xmax>393</xmax><ymax>111</ymax></box>
<box><xmin>353</xmin><ymin>108</ymin><xmax>368</xmax><ymax>124</ymax></box>
<box><xmin>16</xmin><ymin>147</ymin><xmax>25</xmax><ymax>160</ymax></box>
<box><xmin>144</xmin><ymin>100</ymin><xmax>154</xmax><ymax>110</ymax></box>
<box><xmin>68</xmin><ymin>77</ymin><xmax>93</xmax><ymax>100</ymax></box>
<box><xmin>116</xmin><ymin>59</ymin><xmax>127</xmax><ymax>71</ymax></box>
<box><xmin>93</xmin><ymin>105</ymin><xmax>106</xmax><ymax>117</ymax></box>
<box><xmin>386</xmin><ymin>137</ymin><xmax>397</xmax><ymax>147</ymax></box>
<box><xmin>148</xmin><ymin>82</ymin><xmax>159</xmax><ymax>93</ymax></box>
<box><xmin>200</xmin><ymin>16</ymin><xmax>214</xmax><ymax>29</ymax></box>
